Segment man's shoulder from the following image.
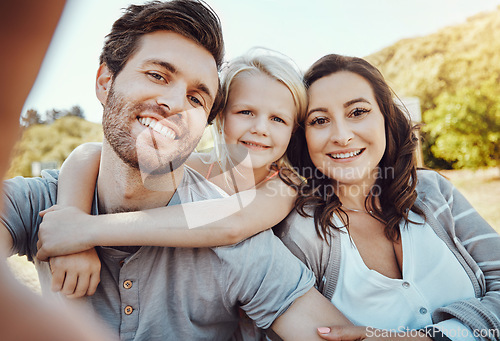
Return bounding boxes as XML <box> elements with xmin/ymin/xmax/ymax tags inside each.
<box><xmin>2</xmin><ymin>169</ymin><xmax>60</xmax><ymax>260</ymax></box>
<box><xmin>212</xmin><ymin>229</ymin><xmax>289</xmax><ymax>264</ymax></box>
<box><xmin>4</xmin><ymin>169</ymin><xmax>59</xmax><ymax>199</ymax></box>
<box><xmin>177</xmin><ymin>165</ymin><xmax>227</xmax><ymax>203</ymax></box>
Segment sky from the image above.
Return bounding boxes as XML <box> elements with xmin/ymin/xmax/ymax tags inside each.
<box><xmin>23</xmin><ymin>0</ymin><xmax>500</xmax><ymax>123</ymax></box>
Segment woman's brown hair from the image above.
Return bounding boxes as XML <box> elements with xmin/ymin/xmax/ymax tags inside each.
<box><xmin>288</xmin><ymin>54</ymin><xmax>422</xmax><ymax>241</ymax></box>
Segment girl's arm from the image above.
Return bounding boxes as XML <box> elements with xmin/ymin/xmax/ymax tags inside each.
<box><xmin>37</xmin><ymin>175</ymin><xmax>297</xmax><ymax>259</ymax></box>
<box><xmin>46</xmin><ymin>142</ymin><xmax>102</xmax><ymax>297</ymax></box>
<box><xmin>57</xmin><ymin>142</ymin><xmax>102</xmax><ymax>210</ymax></box>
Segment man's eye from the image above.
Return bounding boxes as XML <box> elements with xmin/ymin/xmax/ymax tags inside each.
<box><xmin>147</xmin><ymin>72</ymin><xmax>166</xmax><ymax>82</ymax></box>
<box><xmin>189</xmin><ymin>95</ymin><xmax>202</xmax><ymax>107</ymax></box>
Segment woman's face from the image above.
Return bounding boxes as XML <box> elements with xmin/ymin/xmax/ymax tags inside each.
<box><xmin>305</xmin><ymin>71</ymin><xmax>386</xmax><ymax>189</ymax></box>
<box><xmin>222</xmin><ymin>72</ymin><xmax>296</xmax><ymax>172</ymax></box>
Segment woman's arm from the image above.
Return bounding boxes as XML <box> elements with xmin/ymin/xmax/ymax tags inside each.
<box><xmin>420</xmin><ymin>171</ymin><xmax>500</xmax><ymax>340</ymax></box>
<box><xmin>37</xmin><ymin>176</ymin><xmax>297</xmax><ymax>259</ymax></box>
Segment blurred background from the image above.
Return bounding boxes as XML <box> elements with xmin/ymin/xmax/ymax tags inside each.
<box><xmin>5</xmin><ymin>0</ymin><xmax>500</xmax><ymax>291</ymax></box>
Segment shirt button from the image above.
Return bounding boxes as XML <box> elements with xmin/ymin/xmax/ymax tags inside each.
<box><xmin>124</xmin><ymin>305</ymin><xmax>134</xmax><ymax>315</ymax></box>
<box><xmin>402</xmin><ymin>281</ymin><xmax>410</xmax><ymax>288</ymax></box>
<box><xmin>123</xmin><ymin>280</ymin><xmax>133</xmax><ymax>289</ymax></box>
<box><xmin>419</xmin><ymin>307</ymin><xmax>428</xmax><ymax>314</ymax></box>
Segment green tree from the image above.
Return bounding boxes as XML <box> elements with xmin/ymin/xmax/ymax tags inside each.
<box><xmin>423</xmin><ymin>79</ymin><xmax>500</xmax><ymax>170</ymax></box>
<box><xmin>7</xmin><ymin>116</ymin><xmax>103</xmax><ymax>178</ymax></box>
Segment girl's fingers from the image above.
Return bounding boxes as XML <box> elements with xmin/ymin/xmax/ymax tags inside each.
<box><xmin>39</xmin><ymin>204</ymin><xmax>59</xmax><ymax>217</ymax></box>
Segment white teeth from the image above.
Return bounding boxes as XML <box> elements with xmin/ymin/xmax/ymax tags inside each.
<box><xmin>138</xmin><ymin>117</ymin><xmax>176</xmax><ymax>140</ymax></box>
<box><xmin>242</xmin><ymin>141</ymin><xmax>268</xmax><ymax>148</ymax></box>
<box><xmin>330</xmin><ymin>149</ymin><xmax>363</xmax><ymax>159</ymax></box>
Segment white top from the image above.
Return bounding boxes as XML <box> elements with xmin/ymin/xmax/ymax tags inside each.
<box><xmin>331</xmin><ymin>211</ymin><xmax>477</xmax><ymax>341</ymax></box>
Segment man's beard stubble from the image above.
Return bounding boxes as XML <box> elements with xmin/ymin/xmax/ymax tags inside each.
<box><xmin>101</xmin><ymin>84</ymin><xmax>201</xmax><ymax>176</ymax></box>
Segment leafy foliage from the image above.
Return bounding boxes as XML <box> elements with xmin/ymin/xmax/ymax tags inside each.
<box><xmin>21</xmin><ymin>105</ymin><xmax>86</xmax><ymax>127</ymax></box>
<box><xmin>7</xmin><ymin>116</ymin><xmax>103</xmax><ymax>178</ymax></box>
<box><xmin>424</xmin><ymin>79</ymin><xmax>500</xmax><ymax>169</ymax></box>
<box><xmin>366</xmin><ymin>7</ymin><xmax>500</xmax><ymax>168</ymax></box>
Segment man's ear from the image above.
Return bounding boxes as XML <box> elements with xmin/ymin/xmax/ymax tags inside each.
<box><xmin>96</xmin><ymin>64</ymin><xmax>112</xmax><ymax>105</ymax></box>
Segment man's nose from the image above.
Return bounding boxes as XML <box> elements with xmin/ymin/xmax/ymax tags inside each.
<box><xmin>155</xmin><ymin>83</ymin><xmax>188</xmax><ymax>116</ymax></box>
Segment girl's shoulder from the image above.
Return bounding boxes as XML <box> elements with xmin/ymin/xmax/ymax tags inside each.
<box><xmin>186</xmin><ymin>153</ymin><xmax>213</xmax><ymax>177</ymax></box>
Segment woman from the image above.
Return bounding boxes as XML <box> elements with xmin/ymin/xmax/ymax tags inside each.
<box><xmin>276</xmin><ymin>54</ymin><xmax>500</xmax><ymax>341</ymax></box>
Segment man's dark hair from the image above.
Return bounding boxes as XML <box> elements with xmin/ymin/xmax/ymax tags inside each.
<box><xmin>100</xmin><ymin>0</ymin><xmax>225</xmax><ymax>122</ymax></box>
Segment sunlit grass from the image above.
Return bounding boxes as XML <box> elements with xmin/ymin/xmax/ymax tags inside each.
<box><xmin>441</xmin><ymin>168</ymin><xmax>500</xmax><ymax>233</ymax></box>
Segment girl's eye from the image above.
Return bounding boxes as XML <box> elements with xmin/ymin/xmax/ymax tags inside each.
<box><xmin>147</xmin><ymin>72</ymin><xmax>166</xmax><ymax>82</ymax></box>
<box><xmin>308</xmin><ymin>117</ymin><xmax>328</xmax><ymax>126</ymax></box>
<box><xmin>349</xmin><ymin>108</ymin><xmax>370</xmax><ymax>118</ymax></box>
<box><xmin>238</xmin><ymin>110</ymin><xmax>252</xmax><ymax>115</ymax></box>
<box><xmin>271</xmin><ymin>116</ymin><xmax>285</xmax><ymax>124</ymax></box>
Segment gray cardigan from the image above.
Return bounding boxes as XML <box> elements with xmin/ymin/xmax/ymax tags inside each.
<box><xmin>276</xmin><ymin>170</ymin><xmax>500</xmax><ymax>341</ymax></box>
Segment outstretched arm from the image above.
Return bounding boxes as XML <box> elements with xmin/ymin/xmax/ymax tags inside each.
<box><xmin>38</xmin><ymin>175</ymin><xmax>295</xmax><ymax>259</ymax></box>
<box><xmin>37</xmin><ymin>175</ymin><xmax>297</xmax><ymax>259</ymax></box>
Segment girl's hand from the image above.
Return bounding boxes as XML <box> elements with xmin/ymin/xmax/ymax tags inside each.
<box><xmin>49</xmin><ymin>249</ymin><xmax>101</xmax><ymax>298</ymax></box>
<box><xmin>37</xmin><ymin>205</ymin><xmax>96</xmax><ymax>260</ymax></box>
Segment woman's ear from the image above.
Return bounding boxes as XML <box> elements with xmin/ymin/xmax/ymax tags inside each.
<box><xmin>96</xmin><ymin>64</ymin><xmax>112</xmax><ymax>105</ymax></box>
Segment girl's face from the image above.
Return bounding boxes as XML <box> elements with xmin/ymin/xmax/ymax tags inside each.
<box><xmin>305</xmin><ymin>71</ymin><xmax>386</xmax><ymax>188</ymax></box>
<box><xmin>223</xmin><ymin>72</ymin><xmax>295</xmax><ymax>172</ymax></box>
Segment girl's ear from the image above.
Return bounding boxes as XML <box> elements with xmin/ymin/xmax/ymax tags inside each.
<box><xmin>96</xmin><ymin>64</ymin><xmax>112</xmax><ymax>105</ymax></box>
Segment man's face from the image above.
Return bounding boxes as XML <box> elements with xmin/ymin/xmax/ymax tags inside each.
<box><xmin>101</xmin><ymin>31</ymin><xmax>219</xmax><ymax>175</ymax></box>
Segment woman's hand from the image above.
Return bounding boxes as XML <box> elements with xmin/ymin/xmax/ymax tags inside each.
<box><xmin>317</xmin><ymin>326</ymin><xmax>432</xmax><ymax>341</ymax></box>
<box><xmin>37</xmin><ymin>205</ymin><xmax>96</xmax><ymax>260</ymax></box>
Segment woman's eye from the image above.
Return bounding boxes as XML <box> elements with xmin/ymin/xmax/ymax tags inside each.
<box><xmin>350</xmin><ymin>108</ymin><xmax>370</xmax><ymax>118</ymax></box>
<box><xmin>308</xmin><ymin>117</ymin><xmax>328</xmax><ymax>126</ymax></box>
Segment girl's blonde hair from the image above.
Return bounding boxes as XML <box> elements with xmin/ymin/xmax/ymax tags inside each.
<box><xmin>207</xmin><ymin>48</ymin><xmax>307</xmax><ymax>173</ymax></box>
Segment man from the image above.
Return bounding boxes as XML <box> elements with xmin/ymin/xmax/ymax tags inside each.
<box><xmin>0</xmin><ymin>1</ymin><xmax>350</xmax><ymax>340</ymax></box>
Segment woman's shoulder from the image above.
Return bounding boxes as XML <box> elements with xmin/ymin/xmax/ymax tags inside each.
<box><xmin>414</xmin><ymin>169</ymin><xmax>458</xmax><ymax>212</ymax></box>
<box><xmin>416</xmin><ymin>169</ymin><xmax>454</xmax><ymax>194</ymax></box>
<box><xmin>274</xmin><ymin>208</ymin><xmax>322</xmax><ymax>247</ymax></box>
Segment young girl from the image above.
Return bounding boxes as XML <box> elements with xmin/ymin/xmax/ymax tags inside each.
<box><xmin>36</xmin><ymin>50</ymin><xmax>306</xmax><ymax>302</ymax></box>
<box><xmin>275</xmin><ymin>54</ymin><xmax>500</xmax><ymax>341</ymax></box>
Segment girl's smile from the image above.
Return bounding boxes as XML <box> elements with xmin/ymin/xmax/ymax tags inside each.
<box><xmin>223</xmin><ymin>72</ymin><xmax>295</xmax><ymax>172</ymax></box>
